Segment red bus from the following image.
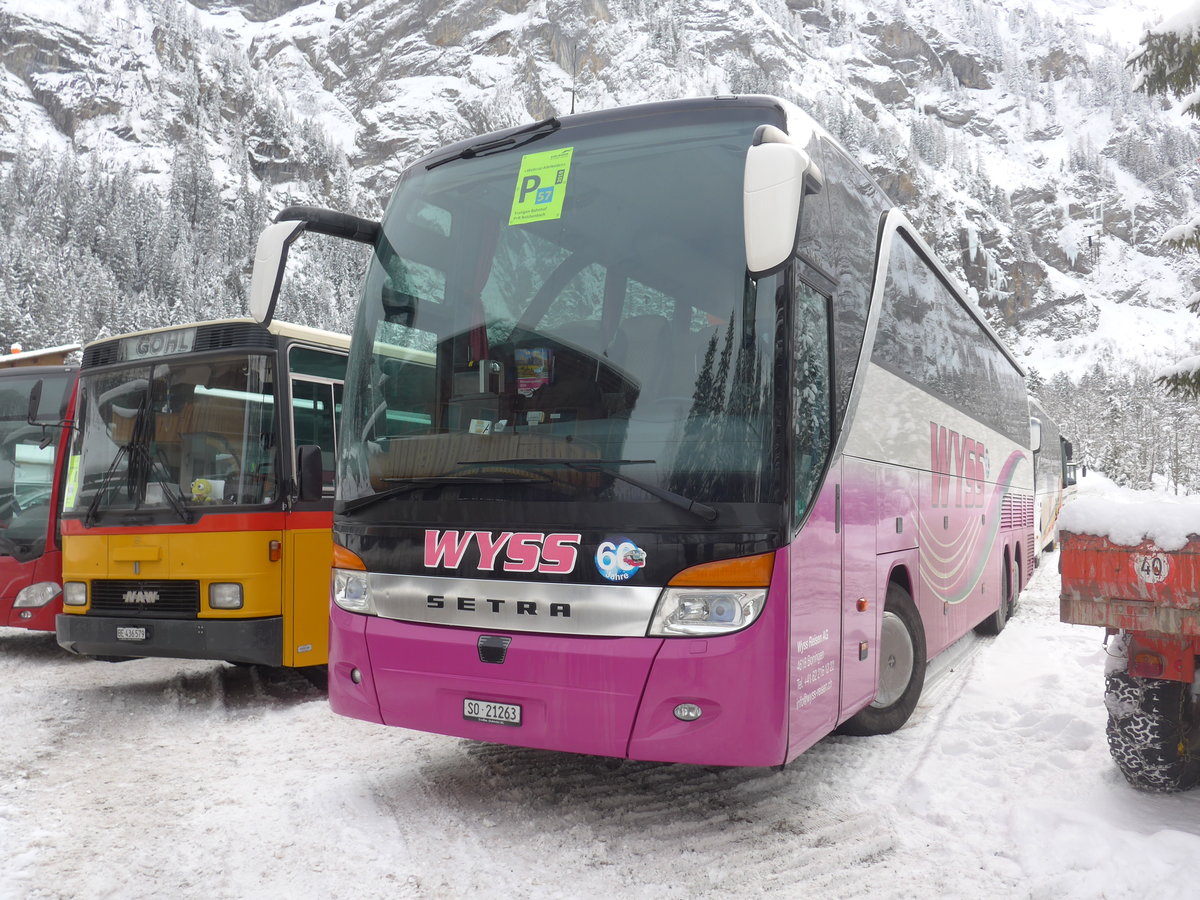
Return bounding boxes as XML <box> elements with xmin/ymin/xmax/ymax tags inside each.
<box><xmin>0</xmin><ymin>344</ymin><xmax>80</xmax><ymax>631</ymax></box>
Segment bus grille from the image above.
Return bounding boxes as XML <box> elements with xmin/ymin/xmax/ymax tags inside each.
<box><xmin>89</xmin><ymin>580</ymin><xmax>201</xmax><ymax>618</ymax></box>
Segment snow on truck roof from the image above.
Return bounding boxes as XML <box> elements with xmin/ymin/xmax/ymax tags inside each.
<box><xmin>1059</xmin><ymin>472</ymin><xmax>1200</xmax><ymax>551</ymax></box>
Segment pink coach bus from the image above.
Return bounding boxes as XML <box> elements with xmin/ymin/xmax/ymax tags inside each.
<box><xmin>252</xmin><ymin>96</ymin><xmax>1034</xmax><ymax>766</ymax></box>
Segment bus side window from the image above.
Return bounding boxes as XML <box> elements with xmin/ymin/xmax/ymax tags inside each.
<box><xmin>793</xmin><ymin>279</ymin><xmax>833</xmax><ymax>524</ymax></box>
<box><xmin>291</xmin><ymin>378</ymin><xmax>339</xmax><ymax>495</ymax></box>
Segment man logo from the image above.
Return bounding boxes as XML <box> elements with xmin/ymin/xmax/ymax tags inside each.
<box><xmin>123</xmin><ymin>590</ymin><xmax>160</xmax><ymax>605</ymax></box>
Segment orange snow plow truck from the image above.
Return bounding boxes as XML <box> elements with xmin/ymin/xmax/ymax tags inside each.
<box><xmin>1061</xmin><ymin>530</ymin><xmax>1200</xmax><ymax>792</ymax></box>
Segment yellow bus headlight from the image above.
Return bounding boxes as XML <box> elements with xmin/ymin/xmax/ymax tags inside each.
<box><xmin>209</xmin><ymin>583</ymin><xmax>244</xmax><ymax>609</ymax></box>
<box><xmin>63</xmin><ymin>582</ymin><xmax>87</xmax><ymax>606</ymax></box>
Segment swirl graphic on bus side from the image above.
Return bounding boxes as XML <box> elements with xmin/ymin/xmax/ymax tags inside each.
<box><xmin>595</xmin><ymin>538</ymin><xmax>646</xmax><ymax>582</ymax></box>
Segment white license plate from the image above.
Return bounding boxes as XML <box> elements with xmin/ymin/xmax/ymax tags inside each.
<box><xmin>463</xmin><ymin>698</ymin><xmax>522</xmax><ymax>727</ymax></box>
<box><xmin>116</xmin><ymin>626</ymin><xmax>147</xmax><ymax>642</ymax></box>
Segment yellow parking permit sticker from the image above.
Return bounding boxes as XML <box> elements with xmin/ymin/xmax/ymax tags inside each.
<box><xmin>509</xmin><ymin>147</ymin><xmax>574</xmax><ymax>226</ymax></box>
<box><xmin>63</xmin><ymin>454</ymin><xmax>80</xmax><ymax>509</ymax></box>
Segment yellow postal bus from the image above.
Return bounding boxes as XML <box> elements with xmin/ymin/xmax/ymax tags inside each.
<box><xmin>55</xmin><ymin>318</ymin><xmax>348</xmax><ymax>670</ymax></box>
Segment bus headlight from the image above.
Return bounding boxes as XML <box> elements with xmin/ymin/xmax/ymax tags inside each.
<box><xmin>648</xmin><ymin>588</ymin><xmax>767</xmax><ymax>636</ymax></box>
<box><xmin>14</xmin><ymin>582</ymin><xmax>63</xmax><ymax>608</ymax></box>
<box><xmin>332</xmin><ymin>568</ymin><xmax>373</xmax><ymax>614</ymax></box>
<box><xmin>209</xmin><ymin>583</ymin><xmax>244</xmax><ymax>610</ymax></box>
<box><xmin>63</xmin><ymin>582</ymin><xmax>87</xmax><ymax>607</ymax></box>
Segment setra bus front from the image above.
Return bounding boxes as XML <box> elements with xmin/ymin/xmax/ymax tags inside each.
<box><xmin>56</xmin><ymin>320</ymin><xmax>346</xmax><ymax>667</ymax></box>
<box><xmin>0</xmin><ymin>351</ymin><xmax>79</xmax><ymax>631</ymax></box>
<box><xmin>320</xmin><ymin>98</ymin><xmax>832</xmax><ymax>766</ymax></box>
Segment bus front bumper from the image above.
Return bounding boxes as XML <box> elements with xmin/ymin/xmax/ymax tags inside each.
<box><xmin>55</xmin><ymin>613</ymin><xmax>283</xmax><ymax>666</ymax></box>
<box><xmin>3</xmin><ymin>597</ymin><xmax>61</xmax><ymax>631</ymax></box>
<box><xmin>327</xmin><ymin>605</ymin><xmax>789</xmax><ymax>766</ymax></box>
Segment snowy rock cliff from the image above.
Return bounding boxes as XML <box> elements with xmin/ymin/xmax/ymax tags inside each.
<box><xmin>1</xmin><ymin>0</ymin><xmax>1199</xmax><ymax>377</ymax></box>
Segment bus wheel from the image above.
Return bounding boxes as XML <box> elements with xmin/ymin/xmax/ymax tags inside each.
<box><xmin>974</xmin><ymin>552</ymin><xmax>1012</xmax><ymax>636</ymax></box>
<box><xmin>838</xmin><ymin>583</ymin><xmax>927</xmax><ymax>736</ymax></box>
<box><xmin>1105</xmin><ymin>668</ymin><xmax>1200</xmax><ymax>792</ymax></box>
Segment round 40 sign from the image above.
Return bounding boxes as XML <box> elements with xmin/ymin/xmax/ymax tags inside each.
<box><xmin>1132</xmin><ymin>552</ymin><xmax>1170</xmax><ymax>585</ymax></box>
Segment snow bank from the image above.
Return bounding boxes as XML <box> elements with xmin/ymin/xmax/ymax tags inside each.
<box><xmin>1060</xmin><ymin>472</ymin><xmax>1200</xmax><ymax>550</ymax></box>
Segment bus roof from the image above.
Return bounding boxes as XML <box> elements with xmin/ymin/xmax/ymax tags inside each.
<box><xmin>82</xmin><ymin>318</ymin><xmax>350</xmax><ymax>352</ymax></box>
<box><xmin>0</xmin><ymin>343</ymin><xmax>81</xmax><ymax>368</ymax></box>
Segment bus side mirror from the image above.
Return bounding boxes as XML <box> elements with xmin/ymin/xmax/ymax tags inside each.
<box><xmin>26</xmin><ymin>379</ymin><xmax>43</xmax><ymax>426</ymax></box>
<box><xmin>744</xmin><ymin>125</ymin><xmax>823</xmax><ymax>277</ymax></box>
<box><xmin>250</xmin><ymin>207</ymin><xmax>382</xmax><ymax>327</ymax></box>
<box><xmin>249</xmin><ymin>221</ymin><xmax>308</xmax><ymax>328</ymax></box>
<box><xmin>26</xmin><ymin>378</ymin><xmax>71</xmax><ymax>449</ymax></box>
<box><xmin>1029</xmin><ymin>417</ymin><xmax>1042</xmax><ymax>454</ymax></box>
<box><xmin>296</xmin><ymin>444</ymin><xmax>325</xmax><ymax>502</ymax></box>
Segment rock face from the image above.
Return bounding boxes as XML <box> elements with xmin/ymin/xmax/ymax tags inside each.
<box><xmin>1</xmin><ymin>0</ymin><xmax>1198</xmax><ymax>373</ymax></box>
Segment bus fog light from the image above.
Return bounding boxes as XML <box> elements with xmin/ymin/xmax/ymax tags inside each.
<box><xmin>63</xmin><ymin>582</ymin><xmax>87</xmax><ymax>607</ymax></box>
<box><xmin>333</xmin><ymin>569</ymin><xmax>373</xmax><ymax>614</ymax></box>
<box><xmin>649</xmin><ymin>588</ymin><xmax>767</xmax><ymax>636</ymax></box>
<box><xmin>15</xmin><ymin>582</ymin><xmax>62</xmax><ymax>608</ymax></box>
<box><xmin>350</xmin><ymin>668</ymin><xmax>362</xmax><ymax>684</ymax></box>
<box><xmin>209</xmin><ymin>583</ymin><xmax>244</xmax><ymax>609</ymax></box>
<box><xmin>674</xmin><ymin>703</ymin><xmax>703</xmax><ymax>721</ymax></box>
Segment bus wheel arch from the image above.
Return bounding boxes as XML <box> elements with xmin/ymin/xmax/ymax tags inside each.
<box><xmin>837</xmin><ymin>580</ymin><xmax>927</xmax><ymax>737</ymax></box>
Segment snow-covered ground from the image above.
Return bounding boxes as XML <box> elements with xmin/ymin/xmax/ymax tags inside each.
<box><xmin>4</xmin><ymin>506</ymin><xmax>1200</xmax><ymax>898</ymax></box>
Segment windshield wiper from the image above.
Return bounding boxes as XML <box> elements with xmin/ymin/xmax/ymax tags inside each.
<box><xmin>85</xmin><ymin>441</ymin><xmax>131</xmax><ymax>527</ymax></box>
<box><xmin>426</xmin><ymin>117</ymin><xmax>561</xmax><ymax>170</ymax></box>
<box><xmin>456</xmin><ymin>458</ymin><xmax>720</xmax><ymax>523</ymax></box>
<box><xmin>338</xmin><ymin>474</ymin><xmax>551</xmax><ymax>515</ymax></box>
<box><xmin>133</xmin><ymin>441</ymin><xmax>193</xmax><ymax>524</ymax></box>
<box><xmin>84</xmin><ymin>396</ymin><xmax>192</xmax><ymax>526</ymax></box>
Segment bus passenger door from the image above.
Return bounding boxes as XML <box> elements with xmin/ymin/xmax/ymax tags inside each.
<box><xmin>786</xmin><ymin>277</ymin><xmax>843</xmax><ymax>758</ymax></box>
<box><xmin>839</xmin><ymin>458</ymin><xmax>878</xmax><ymax>717</ymax></box>
<box><xmin>285</xmin><ymin>375</ymin><xmax>342</xmax><ymax>667</ymax></box>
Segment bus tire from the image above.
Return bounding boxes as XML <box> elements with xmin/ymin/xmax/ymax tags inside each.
<box><xmin>1105</xmin><ymin>668</ymin><xmax>1200</xmax><ymax>793</ymax></box>
<box><xmin>974</xmin><ymin>552</ymin><xmax>1012</xmax><ymax>636</ymax></box>
<box><xmin>838</xmin><ymin>583</ymin><xmax>926</xmax><ymax>736</ymax></box>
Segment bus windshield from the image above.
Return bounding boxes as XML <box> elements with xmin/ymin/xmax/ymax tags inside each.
<box><xmin>65</xmin><ymin>354</ymin><xmax>278</xmax><ymax>518</ymax></box>
<box><xmin>0</xmin><ymin>371</ymin><xmax>73</xmax><ymax>560</ymax></box>
<box><xmin>339</xmin><ymin>105</ymin><xmax>791</xmax><ymax>529</ymax></box>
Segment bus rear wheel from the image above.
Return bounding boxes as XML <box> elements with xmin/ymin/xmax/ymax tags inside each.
<box><xmin>1105</xmin><ymin>668</ymin><xmax>1200</xmax><ymax>792</ymax></box>
<box><xmin>838</xmin><ymin>583</ymin><xmax>927</xmax><ymax>736</ymax></box>
<box><xmin>974</xmin><ymin>552</ymin><xmax>1012</xmax><ymax>636</ymax></box>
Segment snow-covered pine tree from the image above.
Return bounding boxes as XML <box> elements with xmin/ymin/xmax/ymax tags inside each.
<box><xmin>1130</xmin><ymin>4</ymin><xmax>1200</xmax><ymax>396</ymax></box>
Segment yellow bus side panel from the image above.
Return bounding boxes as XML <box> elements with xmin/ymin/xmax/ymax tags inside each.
<box><xmin>283</xmin><ymin>528</ymin><xmax>333</xmax><ymax>667</ymax></box>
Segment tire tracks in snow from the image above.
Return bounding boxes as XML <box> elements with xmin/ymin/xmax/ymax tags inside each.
<box><xmin>355</xmin><ymin>637</ymin><xmax>995</xmax><ymax>899</ymax></box>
